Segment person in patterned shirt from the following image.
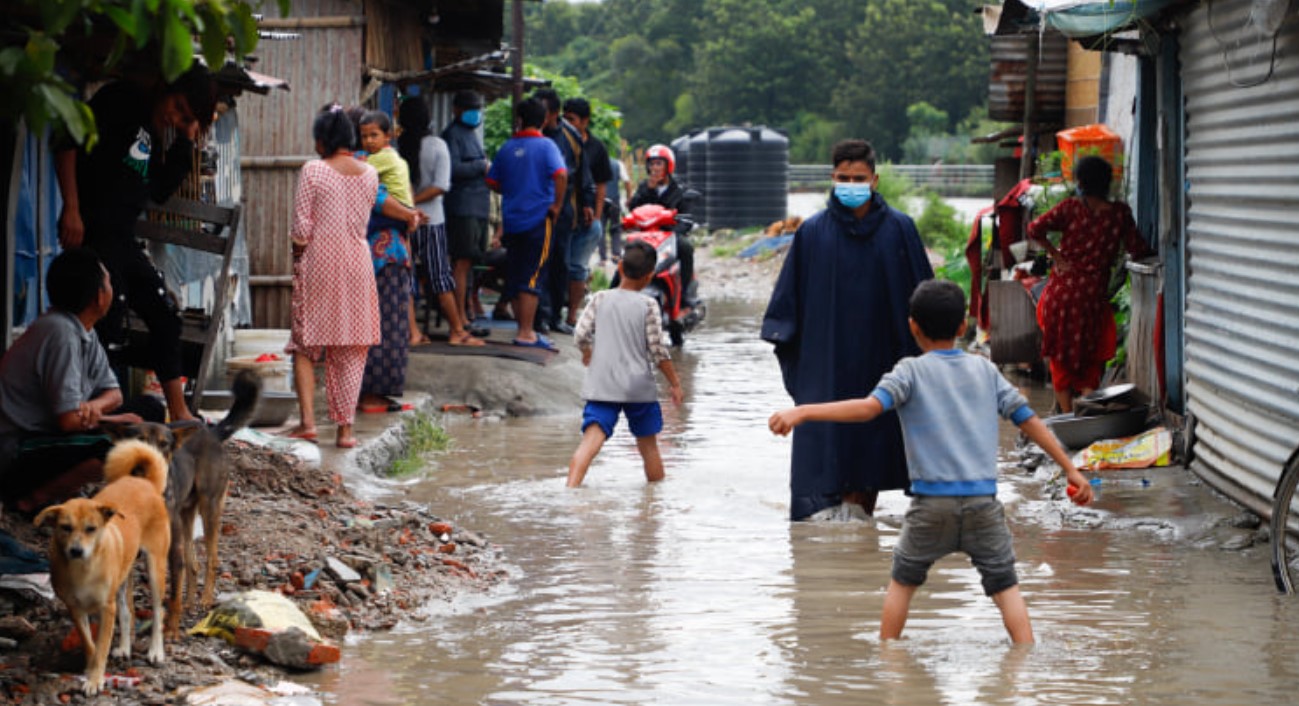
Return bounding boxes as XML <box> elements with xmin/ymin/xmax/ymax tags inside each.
<box><xmin>1027</xmin><ymin>156</ymin><xmax>1154</xmax><ymax>413</ymax></box>
<box><xmin>285</xmin><ymin>106</ymin><xmax>381</xmax><ymax>448</ymax></box>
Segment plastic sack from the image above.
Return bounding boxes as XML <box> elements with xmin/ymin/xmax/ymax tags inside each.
<box><xmin>190</xmin><ymin>590</ymin><xmax>339</xmax><ymax>668</ymax></box>
<box><xmin>1074</xmin><ymin>426</ymin><xmax>1172</xmax><ymax>470</ymax></box>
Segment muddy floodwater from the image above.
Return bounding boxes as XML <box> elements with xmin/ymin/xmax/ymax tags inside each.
<box><xmin>302</xmin><ymin>297</ymin><xmax>1299</xmax><ymax>705</ymax></box>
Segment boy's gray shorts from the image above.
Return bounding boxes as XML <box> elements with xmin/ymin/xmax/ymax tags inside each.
<box><xmin>891</xmin><ymin>495</ymin><xmax>1019</xmax><ymax>596</ymax></box>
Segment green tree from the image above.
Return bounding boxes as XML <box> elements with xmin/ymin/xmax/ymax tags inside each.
<box><xmin>1</xmin><ymin>0</ymin><xmax>287</xmax><ymax>148</ymax></box>
<box><xmin>690</xmin><ymin>0</ymin><xmax>821</xmax><ymax>129</ymax></box>
<box><xmin>832</xmin><ymin>0</ymin><xmax>987</xmax><ymax>159</ymax></box>
<box><xmin>482</xmin><ymin>64</ymin><xmax>624</xmax><ymax>159</ymax></box>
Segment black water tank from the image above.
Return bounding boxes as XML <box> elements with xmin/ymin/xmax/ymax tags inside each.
<box><xmin>670</xmin><ymin>134</ymin><xmax>690</xmax><ymax>190</ymax></box>
<box><xmin>687</xmin><ymin>130</ymin><xmax>712</xmax><ymax>224</ymax></box>
<box><xmin>704</xmin><ymin>127</ymin><xmax>788</xmax><ymax>230</ymax></box>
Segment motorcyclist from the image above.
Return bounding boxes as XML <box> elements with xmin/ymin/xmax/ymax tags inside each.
<box><xmin>628</xmin><ymin>144</ymin><xmax>695</xmax><ymax>296</ymax></box>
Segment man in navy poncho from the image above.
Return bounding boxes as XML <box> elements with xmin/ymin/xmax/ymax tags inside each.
<box><xmin>762</xmin><ymin>140</ymin><xmax>933</xmax><ymax>520</ymax></box>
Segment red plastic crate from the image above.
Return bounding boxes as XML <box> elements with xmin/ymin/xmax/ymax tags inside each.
<box><xmin>1057</xmin><ymin>124</ymin><xmax>1122</xmax><ymax>182</ymax></box>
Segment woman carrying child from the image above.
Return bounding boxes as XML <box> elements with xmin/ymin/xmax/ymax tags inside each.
<box><xmin>354</xmin><ymin>110</ymin><xmax>424</xmax><ymax>413</ymax></box>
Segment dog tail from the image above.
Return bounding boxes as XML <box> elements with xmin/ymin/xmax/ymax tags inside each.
<box><xmin>104</xmin><ymin>439</ymin><xmax>168</xmax><ymax>494</ymax></box>
<box><xmin>214</xmin><ymin>369</ymin><xmax>263</xmax><ymax>442</ymax></box>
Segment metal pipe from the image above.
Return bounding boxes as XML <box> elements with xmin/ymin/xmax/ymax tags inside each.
<box><xmin>257</xmin><ymin>16</ymin><xmax>365</xmax><ymax>29</ymax></box>
<box><xmin>240</xmin><ymin>156</ymin><xmax>314</xmax><ymax>169</ymax></box>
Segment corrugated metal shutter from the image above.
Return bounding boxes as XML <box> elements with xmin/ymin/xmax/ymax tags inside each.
<box><xmin>1180</xmin><ymin>0</ymin><xmax>1299</xmax><ymax>515</ymax></box>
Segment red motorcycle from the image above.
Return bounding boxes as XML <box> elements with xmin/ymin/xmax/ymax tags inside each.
<box><xmin>620</xmin><ymin>202</ymin><xmax>705</xmax><ymax>346</ymax></box>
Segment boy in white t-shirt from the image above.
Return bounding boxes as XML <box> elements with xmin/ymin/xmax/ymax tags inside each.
<box><xmin>567</xmin><ymin>241</ymin><xmax>683</xmax><ymax>487</ymax></box>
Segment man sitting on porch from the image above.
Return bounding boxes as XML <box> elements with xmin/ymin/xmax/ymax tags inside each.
<box><xmin>0</xmin><ymin>249</ymin><xmax>157</xmax><ymax>514</ymax></box>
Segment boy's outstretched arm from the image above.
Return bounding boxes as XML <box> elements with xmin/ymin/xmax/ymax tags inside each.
<box><xmin>769</xmin><ymin>396</ymin><xmax>884</xmax><ymax>436</ymax></box>
<box><xmin>1019</xmin><ymin>415</ymin><xmax>1093</xmax><ymax>505</ymax></box>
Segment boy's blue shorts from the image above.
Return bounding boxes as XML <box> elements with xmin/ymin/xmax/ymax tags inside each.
<box><xmin>582</xmin><ymin>401</ymin><xmax>663</xmax><ymax>439</ymax></box>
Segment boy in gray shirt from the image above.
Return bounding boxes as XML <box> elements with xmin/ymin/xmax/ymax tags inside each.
<box><xmin>567</xmin><ymin>241</ymin><xmax>683</xmax><ymax>487</ymax></box>
<box><xmin>769</xmin><ymin>279</ymin><xmax>1092</xmax><ymax>644</ymax></box>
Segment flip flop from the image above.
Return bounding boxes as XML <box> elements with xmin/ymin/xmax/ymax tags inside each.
<box><xmin>410</xmin><ymin>334</ymin><xmax>433</xmax><ymax>347</ymax></box>
<box><xmin>512</xmin><ymin>335</ymin><xmax>558</xmax><ymax>352</ymax></box>
<box><xmin>336</xmin><ymin>437</ymin><xmax>358</xmax><ymax>449</ymax></box>
<box><xmin>383</xmin><ymin>397</ymin><xmax>415</xmax><ymax>411</ymax></box>
<box><xmin>283</xmin><ymin>428</ymin><xmax>319</xmax><ymax>443</ymax></box>
<box><xmin>359</xmin><ymin>401</ymin><xmax>409</xmax><ymax>413</ymax></box>
<box><xmin>448</xmin><ymin>332</ymin><xmax>486</xmax><ymax>347</ymax></box>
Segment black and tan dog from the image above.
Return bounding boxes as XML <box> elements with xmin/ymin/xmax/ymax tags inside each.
<box><xmin>35</xmin><ymin>440</ymin><xmax>170</xmax><ymax>695</ymax></box>
<box><xmin>104</xmin><ymin>369</ymin><xmax>261</xmax><ymax>638</ymax></box>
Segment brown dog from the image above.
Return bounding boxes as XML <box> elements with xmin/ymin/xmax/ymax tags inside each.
<box><xmin>35</xmin><ymin>440</ymin><xmax>170</xmax><ymax>696</ymax></box>
<box><xmin>103</xmin><ymin>369</ymin><xmax>260</xmax><ymax>638</ymax></box>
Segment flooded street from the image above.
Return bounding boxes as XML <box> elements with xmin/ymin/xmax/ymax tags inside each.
<box><xmin>304</xmin><ymin>294</ymin><xmax>1299</xmax><ymax>705</ymax></box>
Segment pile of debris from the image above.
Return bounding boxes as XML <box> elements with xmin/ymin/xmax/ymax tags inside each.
<box><xmin>0</xmin><ymin>439</ymin><xmax>505</xmax><ymax>704</ymax></box>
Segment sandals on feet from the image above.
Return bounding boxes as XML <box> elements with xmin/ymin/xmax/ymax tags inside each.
<box><xmin>448</xmin><ymin>331</ymin><xmax>486</xmax><ymax>347</ymax></box>
<box><xmin>512</xmin><ymin>335</ymin><xmax>558</xmax><ymax>352</ymax></box>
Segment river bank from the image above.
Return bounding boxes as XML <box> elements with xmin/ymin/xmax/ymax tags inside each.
<box><xmin>0</xmin><ymin>423</ymin><xmax>507</xmax><ymax>705</ymax></box>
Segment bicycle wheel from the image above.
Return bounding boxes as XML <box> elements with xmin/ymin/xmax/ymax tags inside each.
<box><xmin>1269</xmin><ymin>446</ymin><xmax>1299</xmax><ymax>594</ymax></box>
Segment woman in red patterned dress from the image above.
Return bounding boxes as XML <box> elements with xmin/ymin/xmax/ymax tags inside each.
<box><xmin>1027</xmin><ymin>156</ymin><xmax>1153</xmax><ymax>413</ymax></box>
<box><xmin>285</xmin><ymin>106</ymin><xmax>381</xmax><ymax>448</ymax></box>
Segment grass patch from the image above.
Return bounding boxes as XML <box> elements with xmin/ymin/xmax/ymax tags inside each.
<box><xmin>712</xmin><ymin>242</ymin><xmax>743</xmax><ymax>258</ymax></box>
<box><xmin>709</xmin><ymin>228</ymin><xmax>764</xmax><ymax>259</ymax></box>
<box><xmin>388</xmin><ymin>412</ymin><xmax>452</xmax><ymax>478</ymax></box>
<box><xmin>590</xmin><ymin>267</ymin><xmax>611</xmax><ymax>292</ymax></box>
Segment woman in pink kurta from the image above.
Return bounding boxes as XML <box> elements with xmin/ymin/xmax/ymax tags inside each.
<box><xmin>1027</xmin><ymin>156</ymin><xmax>1151</xmax><ymax>413</ymax></box>
<box><xmin>286</xmin><ymin>106</ymin><xmax>381</xmax><ymax>448</ymax></box>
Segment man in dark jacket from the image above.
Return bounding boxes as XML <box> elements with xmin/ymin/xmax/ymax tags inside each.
<box><xmin>534</xmin><ymin>88</ymin><xmax>594</xmax><ymax>335</ymax></box>
<box><xmin>561</xmin><ymin>98</ymin><xmax>614</xmax><ymax>330</ymax></box>
<box><xmin>54</xmin><ymin>66</ymin><xmax>215</xmax><ymax>423</ymax></box>
<box><xmin>442</xmin><ymin>90</ymin><xmax>492</xmax><ymax>330</ymax></box>
<box><xmin>761</xmin><ymin>139</ymin><xmax>934</xmax><ymax>521</ymax></box>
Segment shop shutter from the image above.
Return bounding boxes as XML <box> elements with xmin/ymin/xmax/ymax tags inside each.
<box><xmin>1180</xmin><ymin>0</ymin><xmax>1299</xmax><ymax>515</ymax></box>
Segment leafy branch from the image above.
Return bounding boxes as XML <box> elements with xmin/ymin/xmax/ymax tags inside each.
<box><xmin>0</xmin><ymin>0</ymin><xmax>290</xmax><ymax>148</ymax></box>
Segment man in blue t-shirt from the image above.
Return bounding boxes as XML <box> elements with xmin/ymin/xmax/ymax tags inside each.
<box><xmin>486</xmin><ymin>98</ymin><xmax>568</xmax><ymax>352</ymax></box>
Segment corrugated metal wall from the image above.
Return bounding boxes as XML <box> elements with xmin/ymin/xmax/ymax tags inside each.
<box><xmin>240</xmin><ymin>0</ymin><xmax>364</xmax><ymax>328</ymax></box>
<box><xmin>989</xmin><ymin>31</ymin><xmax>1070</xmax><ymax>123</ymax></box>
<box><xmin>1180</xmin><ymin>0</ymin><xmax>1299</xmax><ymax>515</ymax></box>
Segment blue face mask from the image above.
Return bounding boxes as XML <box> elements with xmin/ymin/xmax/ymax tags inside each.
<box><xmin>461</xmin><ymin>109</ymin><xmax>483</xmax><ymax>127</ymax></box>
<box><xmin>834</xmin><ymin>182</ymin><xmax>872</xmax><ymax>208</ymax></box>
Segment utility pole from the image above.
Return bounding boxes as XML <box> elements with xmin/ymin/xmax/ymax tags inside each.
<box><xmin>512</xmin><ymin>0</ymin><xmax>524</xmax><ymax>106</ymax></box>
<box><xmin>1019</xmin><ymin>32</ymin><xmax>1040</xmax><ymax>181</ymax></box>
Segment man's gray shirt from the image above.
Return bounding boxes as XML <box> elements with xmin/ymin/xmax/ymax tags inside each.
<box><xmin>0</xmin><ymin>310</ymin><xmax>119</xmax><ymax>435</ymax></box>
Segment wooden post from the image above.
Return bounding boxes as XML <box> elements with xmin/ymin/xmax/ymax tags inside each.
<box><xmin>512</xmin><ymin>0</ymin><xmax>525</xmax><ymax>106</ymax></box>
<box><xmin>1020</xmin><ymin>32</ymin><xmax>1040</xmax><ymax>181</ymax></box>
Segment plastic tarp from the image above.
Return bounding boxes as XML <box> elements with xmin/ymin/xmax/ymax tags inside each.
<box><xmin>1007</xmin><ymin>0</ymin><xmax>1180</xmax><ymax>37</ymax></box>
